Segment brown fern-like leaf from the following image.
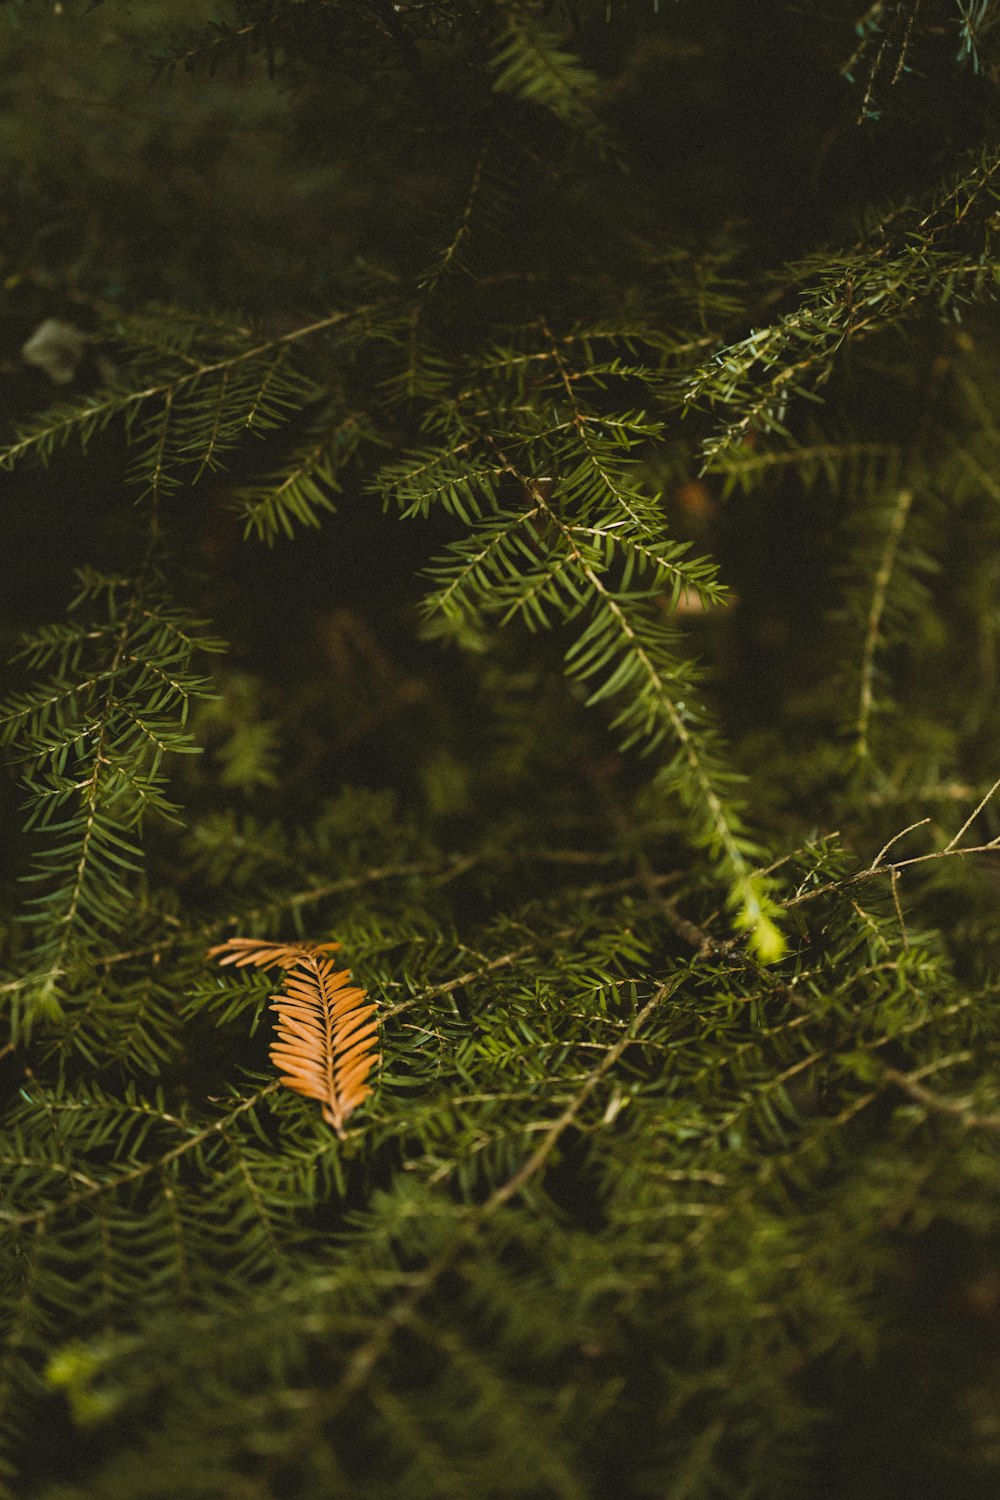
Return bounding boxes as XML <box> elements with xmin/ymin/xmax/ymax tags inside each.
<box><xmin>269</xmin><ymin>955</ymin><xmax>379</xmax><ymax>1138</ymax></box>
<box><xmin>207</xmin><ymin>936</ymin><xmax>341</xmax><ymax>970</ymax></box>
<box><xmin>209</xmin><ymin>936</ymin><xmax>378</xmax><ymax>1137</ymax></box>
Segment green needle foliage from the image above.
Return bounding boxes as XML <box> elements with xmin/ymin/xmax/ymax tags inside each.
<box><xmin>3</xmin><ymin>2</ymin><xmax>1000</xmax><ymax>1496</ymax></box>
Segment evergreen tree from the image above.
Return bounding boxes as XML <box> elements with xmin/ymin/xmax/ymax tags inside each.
<box><xmin>3</xmin><ymin>2</ymin><xmax>1000</xmax><ymax>1494</ymax></box>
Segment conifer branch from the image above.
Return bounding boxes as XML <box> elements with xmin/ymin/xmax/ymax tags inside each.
<box><xmin>488</xmin><ymin>8</ymin><xmax>608</xmax><ymax>144</ymax></box>
<box><xmin>687</xmin><ymin>149</ymin><xmax>1000</xmax><ymax>463</ymax></box>
<box><xmin>0</xmin><ymin>1088</ymin><xmax>278</xmax><ymax>1233</ymax></box>
<box><xmin>481</xmin><ymin>440</ymin><xmax>785</xmax><ymax>960</ymax></box>
<box><xmin>855</xmin><ymin>485</ymin><xmax>914</xmax><ymax>757</ymax></box>
<box><xmin>324</xmin><ymin>975</ymin><xmax>682</xmax><ymax>1417</ymax></box>
<box><xmin>419</xmin><ymin>138</ymin><xmax>493</xmax><ymax>293</ymax></box>
<box><xmin>0</xmin><ymin>304</ymin><xmax>379</xmax><ymax>476</ymax></box>
<box><xmin>0</xmin><ymin>853</ymin><xmax>476</xmax><ymax>999</ymax></box>
<box><xmin>0</xmin><ymin>571</ymin><xmax>222</xmax><ymax>1029</ymax></box>
<box><xmin>236</xmin><ymin>405</ymin><xmax>379</xmax><ymax>544</ymax></box>
<box><xmin>880</xmin><ymin>1061</ymin><xmax>1000</xmax><ymax>1130</ymax></box>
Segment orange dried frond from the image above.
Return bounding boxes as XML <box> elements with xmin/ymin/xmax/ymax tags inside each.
<box><xmin>209</xmin><ymin>935</ymin><xmax>379</xmax><ymax>1136</ymax></box>
<box><xmin>269</xmin><ymin>956</ymin><xmax>379</xmax><ymax>1138</ymax></box>
<box><xmin>207</xmin><ymin>936</ymin><xmax>341</xmax><ymax>971</ymax></box>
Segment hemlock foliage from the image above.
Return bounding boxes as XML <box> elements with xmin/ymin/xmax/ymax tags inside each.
<box><xmin>3</xmin><ymin>1</ymin><xmax>1000</xmax><ymax>1495</ymax></box>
